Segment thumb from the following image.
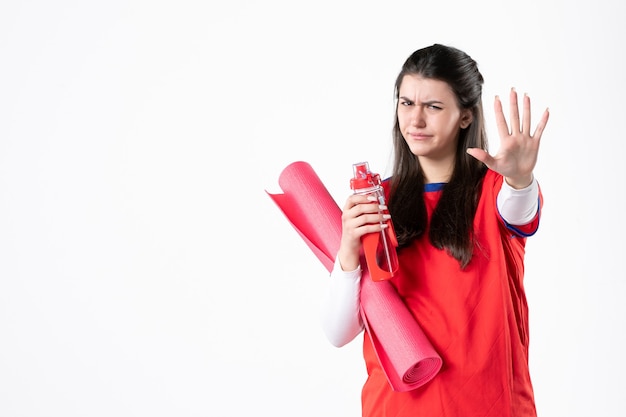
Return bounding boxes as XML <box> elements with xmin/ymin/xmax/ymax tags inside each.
<box><xmin>466</xmin><ymin>148</ymin><xmax>493</xmax><ymax>166</ymax></box>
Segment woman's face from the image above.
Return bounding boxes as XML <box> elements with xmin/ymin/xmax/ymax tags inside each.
<box><xmin>397</xmin><ymin>74</ymin><xmax>472</xmax><ymax>163</ymax></box>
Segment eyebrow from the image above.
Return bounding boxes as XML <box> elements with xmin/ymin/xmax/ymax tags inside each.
<box><xmin>398</xmin><ymin>96</ymin><xmax>445</xmax><ymax>105</ymax></box>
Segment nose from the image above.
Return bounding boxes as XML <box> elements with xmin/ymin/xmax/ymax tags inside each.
<box><xmin>410</xmin><ymin>106</ymin><xmax>426</xmax><ymax>127</ymax></box>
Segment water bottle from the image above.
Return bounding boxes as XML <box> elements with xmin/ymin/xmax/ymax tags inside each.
<box><xmin>350</xmin><ymin>161</ymin><xmax>399</xmax><ymax>281</ymax></box>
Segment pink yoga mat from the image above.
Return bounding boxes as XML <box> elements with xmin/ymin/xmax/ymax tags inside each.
<box><xmin>266</xmin><ymin>161</ymin><xmax>442</xmax><ymax>392</ymax></box>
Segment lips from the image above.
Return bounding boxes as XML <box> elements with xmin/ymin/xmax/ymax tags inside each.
<box><xmin>408</xmin><ymin>132</ymin><xmax>432</xmax><ymax>140</ymax></box>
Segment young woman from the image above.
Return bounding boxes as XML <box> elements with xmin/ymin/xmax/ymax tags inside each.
<box><xmin>321</xmin><ymin>44</ymin><xmax>549</xmax><ymax>416</ymax></box>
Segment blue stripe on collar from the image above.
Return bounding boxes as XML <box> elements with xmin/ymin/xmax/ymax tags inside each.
<box><xmin>424</xmin><ymin>183</ymin><xmax>445</xmax><ymax>192</ymax></box>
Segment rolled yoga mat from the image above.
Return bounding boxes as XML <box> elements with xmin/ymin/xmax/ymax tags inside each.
<box><xmin>266</xmin><ymin>161</ymin><xmax>442</xmax><ymax>392</ymax></box>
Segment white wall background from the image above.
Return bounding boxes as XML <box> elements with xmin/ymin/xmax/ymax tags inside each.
<box><xmin>1</xmin><ymin>1</ymin><xmax>624</xmax><ymax>416</ymax></box>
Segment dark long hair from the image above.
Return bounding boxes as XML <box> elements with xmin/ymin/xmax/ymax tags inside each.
<box><xmin>388</xmin><ymin>44</ymin><xmax>488</xmax><ymax>268</ymax></box>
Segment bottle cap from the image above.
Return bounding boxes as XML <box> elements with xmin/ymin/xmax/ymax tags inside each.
<box><xmin>350</xmin><ymin>161</ymin><xmax>381</xmax><ymax>191</ymax></box>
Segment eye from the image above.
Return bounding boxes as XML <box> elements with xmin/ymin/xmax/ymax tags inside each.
<box><xmin>427</xmin><ymin>104</ymin><xmax>442</xmax><ymax>110</ymax></box>
<box><xmin>400</xmin><ymin>100</ymin><xmax>413</xmax><ymax>106</ymax></box>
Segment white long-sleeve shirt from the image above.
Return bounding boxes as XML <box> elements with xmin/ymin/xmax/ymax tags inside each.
<box><xmin>320</xmin><ymin>177</ymin><xmax>540</xmax><ymax>347</ymax></box>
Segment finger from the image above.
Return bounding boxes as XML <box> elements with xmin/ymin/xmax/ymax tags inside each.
<box><xmin>342</xmin><ymin>194</ymin><xmax>374</xmax><ymax>211</ymax></box>
<box><xmin>532</xmin><ymin>107</ymin><xmax>550</xmax><ymax>141</ymax></box>
<box><xmin>360</xmin><ymin>212</ymin><xmax>391</xmax><ymax>226</ymax></box>
<box><xmin>522</xmin><ymin>93</ymin><xmax>531</xmax><ymax>134</ymax></box>
<box><xmin>509</xmin><ymin>87</ymin><xmax>521</xmax><ymax>134</ymax></box>
<box><xmin>343</xmin><ymin>212</ymin><xmax>390</xmax><ymax>238</ymax></box>
<box><xmin>345</xmin><ymin>201</ymin><xmax>385</xmax><ymax>221</ymax></box>
<box><xmin>494</xmin><ymin>95</ymin><xmax>510</xmax><ymax>139</ymax></box>
<box><xmin>466</xmin><ymin>148</ymin><xmax>495</xmax><ymax>168</ymax></box>
<box><xmin>357</xmin><ymin>222</ymin><xmax>389</xmax><ymax>238</ymax></box>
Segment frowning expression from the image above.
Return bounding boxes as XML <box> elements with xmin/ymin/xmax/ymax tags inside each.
<box><xmin>397</xmin><ymin>75</ymin><xmax>472</xmax><ymax>162</ymax></box>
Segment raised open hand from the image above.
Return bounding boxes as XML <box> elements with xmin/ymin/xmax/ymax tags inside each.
<box><xmin>466</xmin><ymin>88</ymin><xmax>549</xmax><ymax>189</ymax></box>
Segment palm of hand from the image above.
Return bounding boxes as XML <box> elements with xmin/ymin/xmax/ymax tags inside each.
<box><xmin>467</xmin><ymin>88</ymin><xmax>549</xmax><ymax>188</ymax></box>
